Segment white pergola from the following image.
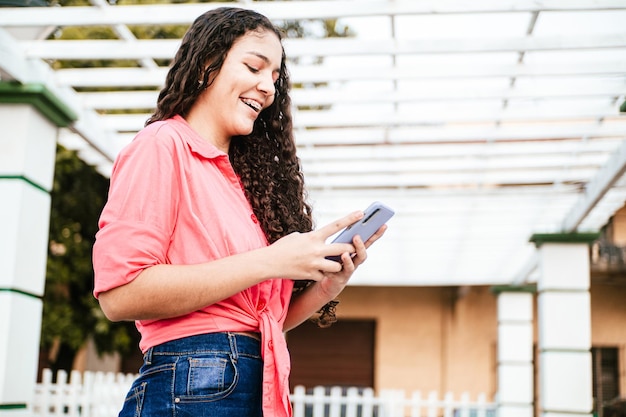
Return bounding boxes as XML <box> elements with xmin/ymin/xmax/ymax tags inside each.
<box><xmin>2</xmin><ymin>0</ymin><xmax>626</xmax><ymax>287</ymax></box>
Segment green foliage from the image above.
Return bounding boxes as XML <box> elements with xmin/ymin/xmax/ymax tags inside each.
<box><xmin>42</xmin><ymin>145</ymin><xmax>136</xmax><ymax>362</ymax></box>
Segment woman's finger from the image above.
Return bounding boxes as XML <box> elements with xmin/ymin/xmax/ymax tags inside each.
<box><xmin>316</xmin><ymin>210</ymin><xmax>364</xmax><ymax>240</ymax></box>
<box><xmin>363</xmin><ymin>224</ymin><xmax>388</xmax><ymax>248</ymax></box>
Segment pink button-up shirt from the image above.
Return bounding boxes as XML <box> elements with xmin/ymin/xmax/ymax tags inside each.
<box><xmin>93</xmin><ymin>115</ymin><xmax>294</xmax><ymax>417</ymax></box>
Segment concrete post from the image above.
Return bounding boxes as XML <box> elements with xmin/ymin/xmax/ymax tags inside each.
<box><xmin>0</xmin><ymin>82</ymin><xmax>76</xmax><ymax>416</ymax></box>
<box><xmin>530</xmin><ymin>233</ymin><xmax>599</xmax><ymax>417</ymax></box>
<box><xmin>492</xmin><ymin>286</ymin><xmax>535</xmax><ymax>417</ymax></box>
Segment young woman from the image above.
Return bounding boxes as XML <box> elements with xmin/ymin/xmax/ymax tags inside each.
<box><xmin>93</xmin><ymin>7</ymin><xmax>387</xmax><ymax>417</ymax></box>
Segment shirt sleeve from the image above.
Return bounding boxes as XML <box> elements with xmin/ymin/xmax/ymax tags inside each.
<box><xmin>93</xmin><ymin>127</ymin><xmax>180</xmax><ymax>298</ymax></box>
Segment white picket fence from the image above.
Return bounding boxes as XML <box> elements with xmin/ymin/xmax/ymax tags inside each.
<box><xmin>32</xmin><ymin>369</ymin><xmax>135</xmax><ymax>417</ymax></box>
<box><xmin>32</xmin><ymin>368</ymin><xmax>496</xmax><ymax>417</ymax></box>
<box><xmin>291</xmin><ymin>386</ymin><xmax>496</xmax><ymax>417</ymax></box>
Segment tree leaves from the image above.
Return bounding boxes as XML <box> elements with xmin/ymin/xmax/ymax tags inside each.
<box><xmin>41</xmin><ymin>145</ymin><xmax>136</xmax><ymax>370</ymax></box>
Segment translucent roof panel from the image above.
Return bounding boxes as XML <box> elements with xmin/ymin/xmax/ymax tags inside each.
<box><xmin>1</xmin><ymin>0</ymin><xmax>625</xmax><ymax>286</ymax></box>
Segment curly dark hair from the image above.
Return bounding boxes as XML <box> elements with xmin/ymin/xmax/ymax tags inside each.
<box><xmin>147</xmin><ymin>7</ymin><xmax>337</xmax><ymax>325</ymax></box>
<box><xmin>146</xmin><ymin>7</ymin><xmax>312</xmax><ymax>242</ymax></box>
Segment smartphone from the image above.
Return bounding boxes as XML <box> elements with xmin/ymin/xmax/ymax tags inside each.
<box><xmin>326</xmin><ymin>201</ymin><xmax>395</xmax><ymax>262</ymax></box>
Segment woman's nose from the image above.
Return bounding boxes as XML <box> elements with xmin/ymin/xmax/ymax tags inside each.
<box><xmin>258</xmin><ymin>73</ymin><xmax>276</xmax><ymax>97</ymax></box>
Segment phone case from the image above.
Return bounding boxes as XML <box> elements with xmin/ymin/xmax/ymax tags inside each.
<box><xmin>327</xmin><ymin>201</ymin><xmax>395</xmax><ymax>261</ymax></box>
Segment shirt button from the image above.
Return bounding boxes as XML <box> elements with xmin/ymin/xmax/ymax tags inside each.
<box><xmin>268</xmin><ymin>340</ymin><xmax>274</xmax><ymax>350</ymax></box>
<box><xmin>251</xmin><ymin>213</ymin><xmax>258</xmax><ymax>223</ymax></box>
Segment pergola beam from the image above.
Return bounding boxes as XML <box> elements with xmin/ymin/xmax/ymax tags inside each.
<box><xmin>54</xmin><ymin>60</ymin><xmax>626</xmax><ymax>88</ymax></box>
<box><xmin>110</xmin><ymin>124</ymin><xmax>626</xmax><ymax>149</ymax></box>
<box><xmin>19</xmin><ymin>34</ymin><xmax>626</xmax><ymax>60</ymax></box>
<box><xmin>97</xmin><ymin>104</ymin><xmax>620</xmax><ymax>132</ymax></box>
<box><xmin>511</xmin><ymin>138</ymin><xmax>626</xmax><ymax>285</ymax></box>
<box><xmin>383</xmin><ymin>124</ymin><xmax>626</xmax><ymax>144</ymax></box>
<box><xmin>296</xmin><ymin>138</ymin><xmax>621</xmax><ymax>159</ymax></box>
<box><xmin>0</xmin><ymin>28</ymin><xmax>117</xmax><ymax>162</ymax></box>
<box><xmin>293</xmin><ymin>106</ymin><xmax>620</xmax><ymax>127</ymax></box>
<box><xmin>1</xmin><ymin>0</ymin><xmax>625</xmax><ymax>27</ymax></box>
<box><xmin>78</xmin><ymin>81</ymin><xmax>626</xmax><ymax>109</ymax></box>
<box><xmin>302</xmin><ymin>155</ymin><xmax>605</xmax><ymax>176</ymax></box>
<box><xmin>0</xmin><ymin>28</ymin><xmax>46</xmax><ymax>83</ymax></box>
<box><xmin>562</xmin><ymin>139</ymin><xmax>626</xmax><ymax>231</ymax></box>
<box><xmin>301</xmin><ymin>167</ymin><xmax>596</xmax><ymax>188</ymax></box>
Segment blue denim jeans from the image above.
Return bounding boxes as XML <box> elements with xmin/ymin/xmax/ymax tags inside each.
<box><xmin>118</xmin><ymin>332</ymin><xmax>263</xmax><ymax>417</ymax></box>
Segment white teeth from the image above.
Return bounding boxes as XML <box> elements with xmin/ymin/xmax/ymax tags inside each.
<box><xmin>242</xmin><ymin>98</ymin><xmax>261</xmax><ymax>112</ymax></box>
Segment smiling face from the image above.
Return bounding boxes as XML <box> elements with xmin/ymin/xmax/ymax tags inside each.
<box><xmin>187</xmin><ymin>28</ymin><xmax>283</xmax><ymax>150</ymax></box>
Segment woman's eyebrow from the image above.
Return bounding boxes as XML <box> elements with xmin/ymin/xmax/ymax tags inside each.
<box><xmin>246</xmin><ymin>51</ymin><xmax>281</xmax><ymax>72</ymax></box>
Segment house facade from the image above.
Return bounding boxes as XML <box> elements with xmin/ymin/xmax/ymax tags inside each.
<box><xmin>287</xmin><ymin>282</ymin><xmax>626</xmax><ymax>412</ymax></box>
<box><xmin>286</xmin><ymin>206</ymin><xmax>626</xmax><ymax>416</ymax></box>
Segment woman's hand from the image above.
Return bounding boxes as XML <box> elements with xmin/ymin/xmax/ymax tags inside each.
<box><xmin>281</xmin><ymin>213</ymin><xmax>388</xmax><ymax>331</ymax></box>
<box><xmin>268</xmin><ymin>210</ymin><xmax>388</xmax><ymax>289</ymax></box>
<box><xmin>316</xmin><ymin>221</ymin><xmax>388</xmax><ymax>300</ymax></box>
<box><xmin>267</xmin><ymin>210</ymin><xmax>362</xmax><ymax>281</ymax></box>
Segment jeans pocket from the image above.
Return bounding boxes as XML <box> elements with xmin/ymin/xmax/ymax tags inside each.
<box><xmin>119</xmin><ymin>381</ymin><xmax>146</xmax><ymax>417</ymax></box>
<box><xmin>176</xmin><ymin>354</ymin><xmax>239</xmax><ymax>402</ymax></box>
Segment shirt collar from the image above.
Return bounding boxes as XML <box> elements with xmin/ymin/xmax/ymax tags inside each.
<box><xmin>171</xmin><ymin>114</ymin><xmax>227</xmax><ymax>160</ymax></box>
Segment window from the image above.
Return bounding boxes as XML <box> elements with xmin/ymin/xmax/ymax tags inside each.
<box><xmin>592</xmin><ymin>347</ymin><xmax>621</xmax><ymax>417</ymax></box>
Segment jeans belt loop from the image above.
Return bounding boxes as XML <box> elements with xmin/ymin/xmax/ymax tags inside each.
<box><xmin>144</xmin><ymin>347</ymin><xmax>153</xmax><ymax>365</ymax></box>
<box><xmin>227</xmin><ymin>332</ymin><xmax>239</xmax><ymax>362</ymax></box>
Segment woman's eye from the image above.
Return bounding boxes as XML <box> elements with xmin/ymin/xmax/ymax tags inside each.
<box><xmin>246</xmin><ymin>64</ymin><xmax>259</xmax><ymax>73</ymax></box>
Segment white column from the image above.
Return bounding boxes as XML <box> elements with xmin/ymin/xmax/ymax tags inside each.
<box><xmin>0</xmin><ymin>83</ymin><xmax>75</xmax><ymax>416</ymax></box>
<box><xmin>494</xmin><ymin>287</ymin><xmax>534</xmax><ymax>417</ymax></box>
<box><xmin>531</xmin><ymin>234</ymin><xmax>597</xmax><ymax>417</ymax></box>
